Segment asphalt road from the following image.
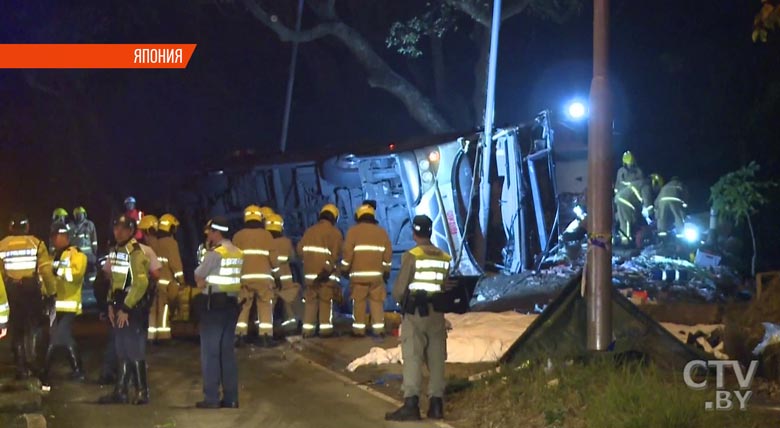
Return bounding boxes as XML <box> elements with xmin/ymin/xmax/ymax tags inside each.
<box><xmin>33</xmin><ymin>330</ymin><xmax>443</xmax><ymax>428</ymax></box>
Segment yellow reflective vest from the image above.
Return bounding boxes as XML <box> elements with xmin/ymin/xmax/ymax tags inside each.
<box><xmin>107</xmin><ymin>239</ymin><xmax>150</xmax><ymax>310</ymax></box>
<box><xmin>0</xmin><ymin>234</ymin><xmax>57</xmax><ymax>296</ymax></box>
<box><xmin>53</xmin><ymin>246</ymin><xmax>87</xmax><ymax>314</ymax></box>
<box><xmin>204</xmin><ymin>242</ymin><xmax>244</xmax><ymax>295</ymax></box>
<box><xmin>0</xmin><ymin>276</ymin><xmax>8</xmax><ymax>325</ymax></box>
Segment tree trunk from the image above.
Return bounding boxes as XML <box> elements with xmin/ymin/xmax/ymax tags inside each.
<box><xmin>747</xmin><ymin>215</ymin><xmax>757</xmax><ymax>277</ymax></box>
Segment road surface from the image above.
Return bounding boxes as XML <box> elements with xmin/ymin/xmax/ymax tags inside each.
<box><xmin>34</xmin><ymin>328</ymin><xmax>444</xmax><ymax>428</ymax></box>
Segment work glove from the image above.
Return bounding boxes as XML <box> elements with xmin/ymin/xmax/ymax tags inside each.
<box><xmin>316</xmin><ymin>269</ymin><xmax>331</xmax><ymax>283</ymax></box>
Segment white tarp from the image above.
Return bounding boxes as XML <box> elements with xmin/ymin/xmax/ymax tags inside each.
<box><xmin>346</xmin><ymin>312</ymin><xmax>726</xmax><ymax>372</ymax></box>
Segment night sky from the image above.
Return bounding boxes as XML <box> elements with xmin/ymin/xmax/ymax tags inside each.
<box><xmin>1</xmin><ymin>1</ymin><xmax>778</xmax><ymax>267</ymax></box>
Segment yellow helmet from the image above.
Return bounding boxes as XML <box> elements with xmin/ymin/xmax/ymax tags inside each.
<box><xmin>158</xmin><ymin>214</ymin><xmax>180</xmax><ymax>232</ymax></box>
<box><xmin>355</xmin><ymin>204</ymin><xmax>376</xmax><ymax>219</ymax></box>
<box><xmin>622</xmin><ymin>151</ymin><xmax>635</xmax><ymax>167</ymax></box>
<box><xmin>259</xmin><ymin>206</ymin><xmax>275</xmax><ymax>220</ymax></box>
<box><xmin>266</xmin><ymin>213</ymin><xmax>284</xmax><ymax>233</ymax></box>
<box><xmin>138</xmin><ymin>214</ymin><xmax>159</xmax><ymax>231</ymax></box>
<box><xmin>320</xmin><ymin>203</ymin><xmax>339</xmax><ymax>220</ymax></box>
<box><xmin>244</xmin><ymin>204</ymin><xmax>263</xmax><ymax>223</ymax></box>
<box><xmin>650</xmin><ymin>173</ymin><xmax>664</xmax><ymax>189</ymax></box>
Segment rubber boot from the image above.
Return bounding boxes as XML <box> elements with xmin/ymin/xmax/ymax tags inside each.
<box><xmin>427</xmin><ymin>397</ymin><xmax>444</xmax><ymax>420</ymax></box>
<box><xmin>385</xmin><ymin>396</ymin><xmax>421</xmax><ymax>421</ymax></box>
<box><xmin>66</xmin><ymin>346</ymin><xmax>86</xmax><ymax>382</ymax></box>
<box><xmin>98</xmin><ymin>361</ymin><xmax>130</xmax><ymax>404</ymax></box>
<box><xmin>131</xmin><ymin>360</ymin><xmax>149</xmax><ymax>405</ymax></box>
<box><xmin>40</xmin><ymin>345</ymin><xmax>57</xmax><ymax>390</ymax></box>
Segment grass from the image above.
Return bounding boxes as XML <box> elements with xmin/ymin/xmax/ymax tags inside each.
<box><xmin>446</xmin><ymin>358</ymin><xmax>776</xmax><ymax>428</ymax></box>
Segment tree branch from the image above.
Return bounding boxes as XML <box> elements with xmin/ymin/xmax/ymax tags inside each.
<box><xmin>241</xmin><ymin>0</ymin><xmax>334</xmax><ymax>42</ymax></box>
<box><xmin>445</xmin><ymin>0</ymin><xmax>532</xmax><ymax>27</ymax></box>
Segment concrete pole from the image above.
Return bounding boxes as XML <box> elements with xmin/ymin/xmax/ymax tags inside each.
<box><xmin>478</xmin><ymin>0</ymin><xmax>502</xmax><ymax>259</ymax></box>
<box><xmin>279</xmin><ymin>0</ymin><xmax>304</xmax><ymax>153</ymax></box>
<box><xmin>586</xmin><ymin>0</ymin><xmax>613</xmax><ymax>351</ymax></box>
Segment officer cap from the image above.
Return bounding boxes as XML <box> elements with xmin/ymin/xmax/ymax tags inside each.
<box><xmin>50</xmin><ymin>221</ymin><xmax>69</xmax><ymax>236</ymax></box>
<box><xmin>113</xmin><ymin>214</ymin><xmax>137</xmax><ymax>231</ymax></box>
<box><xmin>412</xmin><ymin>215</ymin><xmax>433</xmax><ymax>237</ymax></box>
<box><xmin>208</xmin><ymin>216</ymin><xmax>230</xmax><ymax>233</ymax></box>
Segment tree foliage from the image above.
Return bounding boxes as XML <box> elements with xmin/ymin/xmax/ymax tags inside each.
<box><xmin>709</xmin><ymin>162</ymin><xmax>776</xmax><ymax>225</ymax></box>
<box><xmin>753</xmin><ymin>0</ymin><xmax>780</xmax><ymax>42</ymax></box>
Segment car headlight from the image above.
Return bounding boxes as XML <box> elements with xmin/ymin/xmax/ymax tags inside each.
<box><xmin>419</xmin><ymin>159</ymin><xmax>430</xmax><ymax>171</ymax></box>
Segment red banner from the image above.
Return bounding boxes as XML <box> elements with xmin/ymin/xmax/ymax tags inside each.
<box><xmin>0</xmin><ymin>44</ymin><xmax>197</xmax><ymax>69</ymax></box>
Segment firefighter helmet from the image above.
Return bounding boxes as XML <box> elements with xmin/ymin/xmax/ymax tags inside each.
<box><xmin>622</xmin><ymin>151</ymin><xmax>635</xmax><ymax>167</ymax></box>
<box><xmin>320</xmin><ymin>203</ymin><xmax>339</xmax><ymax>220</ymax></box>
<box><xmin>52</xmin><ymin>208</ymin><xmax>68</xmax><ymax>220</ymax></box>
<box><xmin>650</xmin><ymin>173</ymin><xmax>664</xmax><ymax>189</ymax></box>
<box><xmin>355</xmin><ymin>204</ymin><xmax>376</xmax><ymax>219</ymax></box>
<box><xmin>244</xmin><ymin>205</ymin><xmax>263</xmax><ymax>223</ymax></box>
<box><xmin>266</xmin><ymin>214</ymin><xmax>284</xmax><ymax>233</ymax></box>
<box><xmin>73</xmin><ymin>206</ymin><xmax>87</xmax><ymax>216</ymax></box>
<box><xmin>124</xmin><ymin>196</ymin><xmax>136</xmax><ymax>205</ymax></box>
<box><xmin>158</xmin><ymin>214</ymin><xmax>180</xmax><ymax>232</ymax></box>
<box><xmin>138</xmin><ymin>214</ymin><xmax>159</xmax><ymax>231</ymax></box>
<box><xmin>259</xmin><ymin>206</ymin><xmax>275</xmax><ymax>220</ymax></box>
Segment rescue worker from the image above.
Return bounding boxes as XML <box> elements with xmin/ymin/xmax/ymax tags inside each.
<box><xmin>298</xmin><ymin>204</ymin><xmax>343</xmax><ymax>338</ymax></box>
<box><xmin>386</xmin><ymin>215</ymin><xmax>451</xmax><ymax>421</ymax></box>
<box><xmin>341</xmin><ymin>204</ymin><xmax>392</xmax><ymax>337</ymax></box>
<box><xmin>149</xmin><ymin>214</ymin><xmax>184</xmax><ymax>342</ymax></box>
<box><xmin>97</xmin><ymin>233</ymin><xmax>161</xmax><ymax>385</ymax></box>
<box><xmin>0</xmin><ymin>214</ymin><xmax>57</xmax><ymax>380</ymax></box>
<box><xmin>614</xmin><ymin>174</ymin><xmax>662</xmax><ymax>247</ymax></box>
<box><xmin>70</xmin><ymin>206</ymin><xmax>98</xmax><ymax>285</ymax></box>
<box><xmin>614</xmin><ymin>151</ymin><xmax>644</xmax><ymax>193</ymax></box>
<box><xmin>266</xmin><ymin>213</ymin><xmax>301</xmax><ymax>333</ymax></box>
<box><xmin>98</xmin><ymin>215</ymin><xmax>152</xmax><ymax>405</ymax></box>
<box><xmin>194</xmin><ymin>217</ymin><xmax>243</xmax><ymax>409</ymax></box>
<box><xmin>41</xmin><ymin>222</ymin><xmax>87</xmax><ymax>389</ymax></box>
<box><xmin>124</xmin><ymin>196</ymin><xmax>144</xmax><ymax>241</ymax></box>
<box><xmin>137</xmin><ymin>215</ymin><xmax>159</xmax><ymax>251</ymax></box>
<box><xmin>50</xmin><ymin>208</ymin><xmax>71</xmax><ymax>252</ymax></box>
<box><xmin>233</xmin><ymin>205</ymin><xmax>277</xmax><ymax>345</ymax></box>
<box><xmin>655</xmin><ymin>176</ymin><xmax>688</xmax><ymax>237</ymax></box>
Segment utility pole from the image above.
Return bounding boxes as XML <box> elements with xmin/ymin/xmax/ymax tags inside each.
<box><xmin>586</xmin><ymin>0</ymin><xmax>613</xmax><ymax>351</ymax></box>
<box><xmin>478</xmin><ymin>0</ymin><xmax>502</xmax><ymax>262</ymax></box>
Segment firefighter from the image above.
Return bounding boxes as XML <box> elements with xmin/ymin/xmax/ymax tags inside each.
<box><xmin>41</xmin><ymin>222</ymin><xmax>87</xmax><ymax>389</ymax></box>
<box><xmin>124</xmin><ymin>196</ymin><xmax>145</xmax><ymax>241</ymax></box>
<box><xmin>98</xmin><ymin>214</ymin><xmax>152</xmax><ymax>405</ymax></box>
<box><xmin>194</xmin><ymin>217</ymin><xmax>243</xmax><ymax>409</ymax></box>
<box><xmin>0</xmin><ymin>214</ymin><xmax>57</xmax><ymax>380</ymax></box>
<box><xmin>233</xmin><ymin>205</ymin><xmax>277</xmax><ymax>344</ymax></box>
<box><xmin>614</xmin><ymin>151</ymin><xmax>644</xmax><ymax>193</ymax></box>
<box><xmin>147</xmin><ymin>214</ymin><xmax>183</xmax><ymax>342</ymax></box>
<box><xmin>655</xmin><ymin>176</ymin><xmax>688</xmax><ymax>237</ymax></box>
<box><xmin>50</xmin><ymin>208</ymin><xmax>71</xmax><ymax>252</ymax></box>
<box><xmin>137</xmin><ymin>214</ymin><xmax>159</xmax><ymax>251</ymax></box>
<box><xmin>298</xmin><ymin>204</ymin><xmax>343</xmax><ymax>338</ymax></box>
<box><xmin>614</xmin><ymin>174</ymin><xmax>662</xmax><ymax>247</ymax></box>
<box><xmin>266</xmin><ymin>213</ymin><xmax>301</xmax><ymax>333</ymax></box>
<box><xmin>341</xmin><ymin>204</ymin><xmax>392</xmax><ymax>337</ymax></box>
<box><xmin>70</xmin><ymin>206</ymin><xmax>98</xmax><ymax>285</ymax></box>
<box><xmin>386</xmin><ymin>215</ymin><xmax>451</xmax><ymax>421</ymax></box>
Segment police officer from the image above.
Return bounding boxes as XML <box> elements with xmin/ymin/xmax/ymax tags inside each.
<box><xmin>341</xmin><ymin>204</ymin><xmax>392</xmax><ymax>337</ymax></box>
<box><xmin>266</xmin><ymin>213</ymin><xmax>301</xmax><ymax>333</ymax></box>
<box><xmin>298</xmin><ymin>204</ymin><xmax>343</xmax><ymax>338</ymax></box>
<box><xmin>233</xmin><ymin>205</ymin><xmax>276</xmax><ymax>344</ymax></box>
<box><xmin>386</xmin><ymin>215</ymin><xmax>451</xmax><ymax>421</ymax></box>
<box><xmin>98</xmin><ymin>215</ymin><xmax>151</xmax><ymax>405</ymax></box>
<box><xmin>41</xmin><ymin>222</ymin><xmax>87</xmax><ymax>389</ymax></box>
<box><xmin>0</xmin><ymin>214</ymin><xmax>57</xmax><ymax>380</ymax></box>
<box><xmin>149</xmin><ymin>214</ymin><xmax>184</xmax><ymax>341</ymax></box>
<box><xmin>194</xmin><ymin>217</ymin><xmax>243</xmax><ymax>409</ymax></box>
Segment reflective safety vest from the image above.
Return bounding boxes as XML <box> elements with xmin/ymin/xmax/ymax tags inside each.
<box><xmin>205</xmin><ymin>245</ymin><xmax>244</xmax><ymax>295</ymax></box>
<box><xmin>107</xmin><ymin>239</ymin><xmax>150</xmax><ymax>309</ymax></box>
<box><xmin>407</xmin><ymin>246</ymin><xmax>451</xmax><ymax>294</ymax></box>
<box><xmin>53</xmin><ymin>246</ymin><xmax>86</xmax><ymax>314</ymax></box>
<box><xmin>197</xmin><ymin>243</ymin><xmax>207</xmax><ymax>265</ymax></box>
<box><xmin>0</xmin><ymin>235</ymin><xmax>57</xmax><ymax>296</ymax></box>
<box><xmin>0</xmin><ymin>276</ymin><xmax>8</xmax><ymax>325</ymax></box>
